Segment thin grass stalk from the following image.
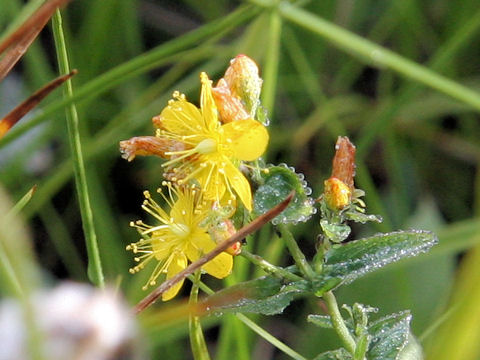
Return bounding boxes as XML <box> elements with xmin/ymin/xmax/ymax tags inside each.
<box><xmin>189</xmin><ymin>271</ymin><xmax>211</xmax><ymax>360</ymax></box>
<box><xmin>0</xmin><ymin>5</ymin><xmax>258</xmax><ymax>148</ymax></box>
<box><xmin>51</xmin><ymin>10</ymin><xmax>104</xmax><ymax>287</ymax></box>
<box><xmin>261</xmin><ymin>8</ymin><xmax>282</xmax><ymax>115</ymax></box>
<box><xmin>271</xmin><ymin>1</ymin><xmax>480</xmax><ymax>112</ymax></box>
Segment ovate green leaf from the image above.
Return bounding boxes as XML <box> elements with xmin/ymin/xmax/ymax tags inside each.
<box><xmin>253</xmin><ymin>165</ymin><xmax>315</xmax><ymax>225</ymax></box>
<box><xmin>323</xmin><ymin>230</ymin><xmax>437</xmax><ymax>285</ymax></box>
<box><xmin>203</xmin><ymin>275</ymin><xmax>309</xmax><ymax>315</ymax></box>
<box><xmin>367</xmin><ymin>311</ymin><xmax>412</xmax><ymax>360</ymax></box>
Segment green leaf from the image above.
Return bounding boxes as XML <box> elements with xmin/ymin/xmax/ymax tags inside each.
<box><xmin>323</xmin><ymin>230</ymin><xmax>437</xmax><ymax>285</ymax></box>
<box><xmin>313</xmin><ymin>348</ymin><xmax>352</xmax><ymax>360</ymax></box>
<box><xmin>310</xmin><ymin>230</ymin><xmax>437</xmax><ymax>296</ymax></box>
<box><xmin>203</xmin><ymin>275</ymin><xmax>309</xmax><ymax>315</ymax></box>
<box><xmin>367</xmin><ymin>311</ymin><xmax>412</xmax><ymax>360</ymax></box>
<box><xmin>398</xmin><ymin>333</ymin><xmax>423</xmax><ymax>360</ymax></box>
<box><xmin>253</xmin><ymin>165</ymin><xmax>316</xmax><ymax>225</ymax></box>
<box><xmin>320</xmin><ymin>220</ymin><xmax>351</xmax><ymax>243</ymax></box>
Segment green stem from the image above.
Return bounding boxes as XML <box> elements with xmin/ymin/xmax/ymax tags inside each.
<box><xmin>277</xmin><ymin>223</ymin><xmax>315</xmax><ymax>279</ymax></box>
<box><xmin>51</xmin><ymin>10</ymin><xmax>104</xmax><ymax>287</ymax></box>
<box><xmin>323</xmin><ymin>291</ymin><xmax>356</xmax><ymax>355</ymax></box>
<box><xmin>189</xmin><ymin>271</ymin><xmax>211</xmax><ymax>360</ymax></box>
<box><xmin>241</xmin><ymin>249</ymin><xmax>304</xmax><ymax>282</ymax></box>
<box><xmin>235</xmin><ymin>313</ymin><xmax>308</xmax><ymax>360</ymax></box>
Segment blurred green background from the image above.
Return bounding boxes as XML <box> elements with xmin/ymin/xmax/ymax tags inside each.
<box><xmin>1</xmin><ymin>0</ymin><xmax>480</xmax><ymax>359</ymax></box>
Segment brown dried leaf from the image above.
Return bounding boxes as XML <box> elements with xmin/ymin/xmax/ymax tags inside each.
<box><xmin>0</xmin><ymin>0</ymin><xmax>71</xmax><ymax>82</ymax></box>
<box><xmin>0</xmin><ymin>70</ymin><xmax>77</xmax><ymax>138</ymax></box>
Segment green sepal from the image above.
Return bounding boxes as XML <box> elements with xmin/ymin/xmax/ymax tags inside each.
<box><xmin>320</xmin><ymin>219</ymin><xmax>351</xmax><ymax>243</ymax></box>
<box><xmin>202</xmin><ymin>274</ymin><xmax>310</xmax><ymax>315</ymax></box>
<box><xmin>307</xmin><ymin>314</ymin><xmax>333</xmax><ymax>329</ymax></box>
<box><xmin>367</xmin><ymin>311</ymin><xmax>412</xmax><ymax>360</ymax></box>
<box><xmin>253</xmin><ymin>165</ymin><xmax>315</xmax><ymax>225</ymax></box>
<box><xmin>343</xmin><ymin>210</ymin><xmax>382</xmax><ymax>224</ymax></box>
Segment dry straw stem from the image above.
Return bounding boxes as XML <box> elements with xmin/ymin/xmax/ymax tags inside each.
<box><xmin>0</xmin><ymin>0</ymin><xmax>70</xmax><ymax>82</ymax></box>
<box><xmin>0</xmin><ymin>70</ymin><xmax>77</xmax><ymax>138</ymax></box>
<box><xmin>134</xmin><ymin>191</ymin><xmax>295</xmax><ymax>314</ymax></box>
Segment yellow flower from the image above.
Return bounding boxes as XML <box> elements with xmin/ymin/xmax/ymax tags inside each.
<box><xmin>153</xmin><ymin>72</ymin><xmax>269</xmax><ymax>211</ymax></box>
<box><xmin>324</xmin><ymin>177</ymin><xmax>351</xmax><ymax>211</ymax></box>
<box><xmin>126</xmin><ymin>182</ymin><xmax>233</xmax><ymax>301</ymax></box>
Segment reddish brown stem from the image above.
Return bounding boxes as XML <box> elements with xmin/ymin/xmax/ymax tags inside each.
<box><xmin>0</xmin><ymin>0</ymin><xmax>71</xmax><ymax>82</ymax></box>
<box><xmin>134</xmin><ymin>191</ymin><xmax>295</xmax><ymax>314</ymax></box>
<box><xmin>0</xmin><ymin>70</ymin><xmax>77</xmax><ymax>138</ymax></box>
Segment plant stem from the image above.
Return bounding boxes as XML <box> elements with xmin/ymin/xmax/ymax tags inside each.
<box><xmin>235</xmin><ymin>313</ymin><xmax>308</xmax><ymax>360</ymax></box>
<box><xmin>189</xmin><ymin>271</ymin><xmax>211</xmax><ymax>360</ymax></box>
<box><xmin>51</xmin><ymin>10</ymin><xmax>104</xmax><ymax>287</ymax></box>
<box><xmin>241</xmin><ymin>249</ymin><xmax>304</xmax><ymax>282</ymax></box>
<box><xmin>323</xmin><ymin>291</ymin><xmax>356</xmax><ymax>355</ymax></box>
<box><xmin>277</xmin><ymin>223</ymin><xmax>315</xmax><ymax>279</ymax></box>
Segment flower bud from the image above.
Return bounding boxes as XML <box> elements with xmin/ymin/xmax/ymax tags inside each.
<box><xmin>212</xmin><ymin>54</ymin><xmax>263</xmax><ymax>123</ymax></box>
<box><xmin>324</xmin><ymin>177</ymin><xmax>351</xmax><ymax>210</ymax></box>
<box><xmin>331</xmin><ymin>136</ymin><xmax>356</xmax><ymax>193</ymax></box>
<box><xmin>209</xmin><ymin>218</ymin><xmax>241</xmax><ymax>255</ymax></box>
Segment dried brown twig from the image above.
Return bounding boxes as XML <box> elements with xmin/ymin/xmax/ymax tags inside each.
<box><xmin>134</xmin><ymin>191</ymin><xmax>295</xmax><ymax>314</ymax></box>
<box><xmin>0</xmin><ymin>0</ymin><xmax>71</xmax><ymax>82</ymax></box>
<box><xmin>0</xmin><ymin>70</ymin><xmax>77</xmax><ymax>138</ymax></box>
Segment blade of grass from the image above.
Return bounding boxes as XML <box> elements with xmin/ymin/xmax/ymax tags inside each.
<box><xmin>21</xmin><ymin>54</ymin><xmax>222</xmax><ymax>220</ymax></box>
<box><xmin>261</xmin><ymin>8</ymin><xmax>282</xmax><ymax>116</ymax></box>
<box><xmin>0</xmin><ymin>185</ymin><xmax>45</xmax><ymax>359</ymax></box>
<box><xmin>0</xmin><ymin>70</ymin><xmax>76</xmax><ymax>138</ymax></box>
<box><xmin>51</xmin><ymin>10</ymin><xmax>104</xmax><ymax>287</ymax></box>
<box><xmin>39</xmin><ymin>203</ymin><xmax>86</xmax><ymax>280</ymax></box>
<box><xmin>0</xmin><ymin>0</ymin><xmax>44</xmax><ymax>44</ymax></box>
<box><xmin>7</xmin><ymin>184</ymin><xmax>36</xmax><ymax>217</ymax></box>
<box><xmin>0</xmin><ymin>4</ymin><xmax>258</xmax><ymax>148</ymax></box>
<box><xmin>268</xmin><ymin>1</ymin><xmax>480</xmax><ymax>111</ymax></box>
<box><xmin>0</xmin><ymin>0</ymin><xmax>70</xmax><ymax>82</ymax></box>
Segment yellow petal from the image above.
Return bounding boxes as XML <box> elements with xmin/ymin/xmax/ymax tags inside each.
<box><xmin>200</xmin><ymin>73</ymin><xmax>219</xmax><ymax>133</ymax></box>
<box><xmin>221</xmin><ymin>119</ymin><xmax>269</xmax><ymax>161</ymax></box>
<box><xmin>224</xmin><ymin>161</ymin><xmax>252</xmax><ymax>211</ymax></box>
<box><xmin>188</xmin><ymin>233</ymin><xmax>233</xmax><ymax>279</ymax></box>
<box><xmin>159</xmin><ymin>99</ymin><xmax>205</xmax><ymax>136</ymax></box>
<box><xmin>203</xmin><ymin>251</ymin><xmax>233</xmax><ymax>279</ymax></box>
<box><xmin>151</xmin><ymin>231</ymin><xmax>175</xmax><ymax>261</ymax></box>
<box><xmin>196</xmin><ymin>161</ymin><xmax>226</xmax><ymax>202</ymax></box>
<box><xmin>162</xmin><ymin>252</ymin><xmax>187</xmax><ymax>301</ymax></box>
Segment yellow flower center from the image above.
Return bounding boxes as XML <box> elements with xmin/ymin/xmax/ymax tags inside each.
<box><xmin>170</xmin><ymin>223</ymin><xmax>190</xmax><ymax>239</ymax></box>
<box><xmin>196</xmin><ymin>138</ymin><xmax>217</xmax><ymax>154</ymax></box>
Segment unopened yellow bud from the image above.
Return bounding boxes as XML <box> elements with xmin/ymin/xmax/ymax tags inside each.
<box><xmin>212</xmin><ymin>54</ymin><xmax>263</xmax><ymax>123</ymax></box>
<box><xmin>223</xmin><ymin>54</ymin><xmax>262</xmax><ymax>115</ymax></box>
<box><xmin>324</xmin><ymin>177</ymin><xmax>351</xmax><ymax>210</ymax></box>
